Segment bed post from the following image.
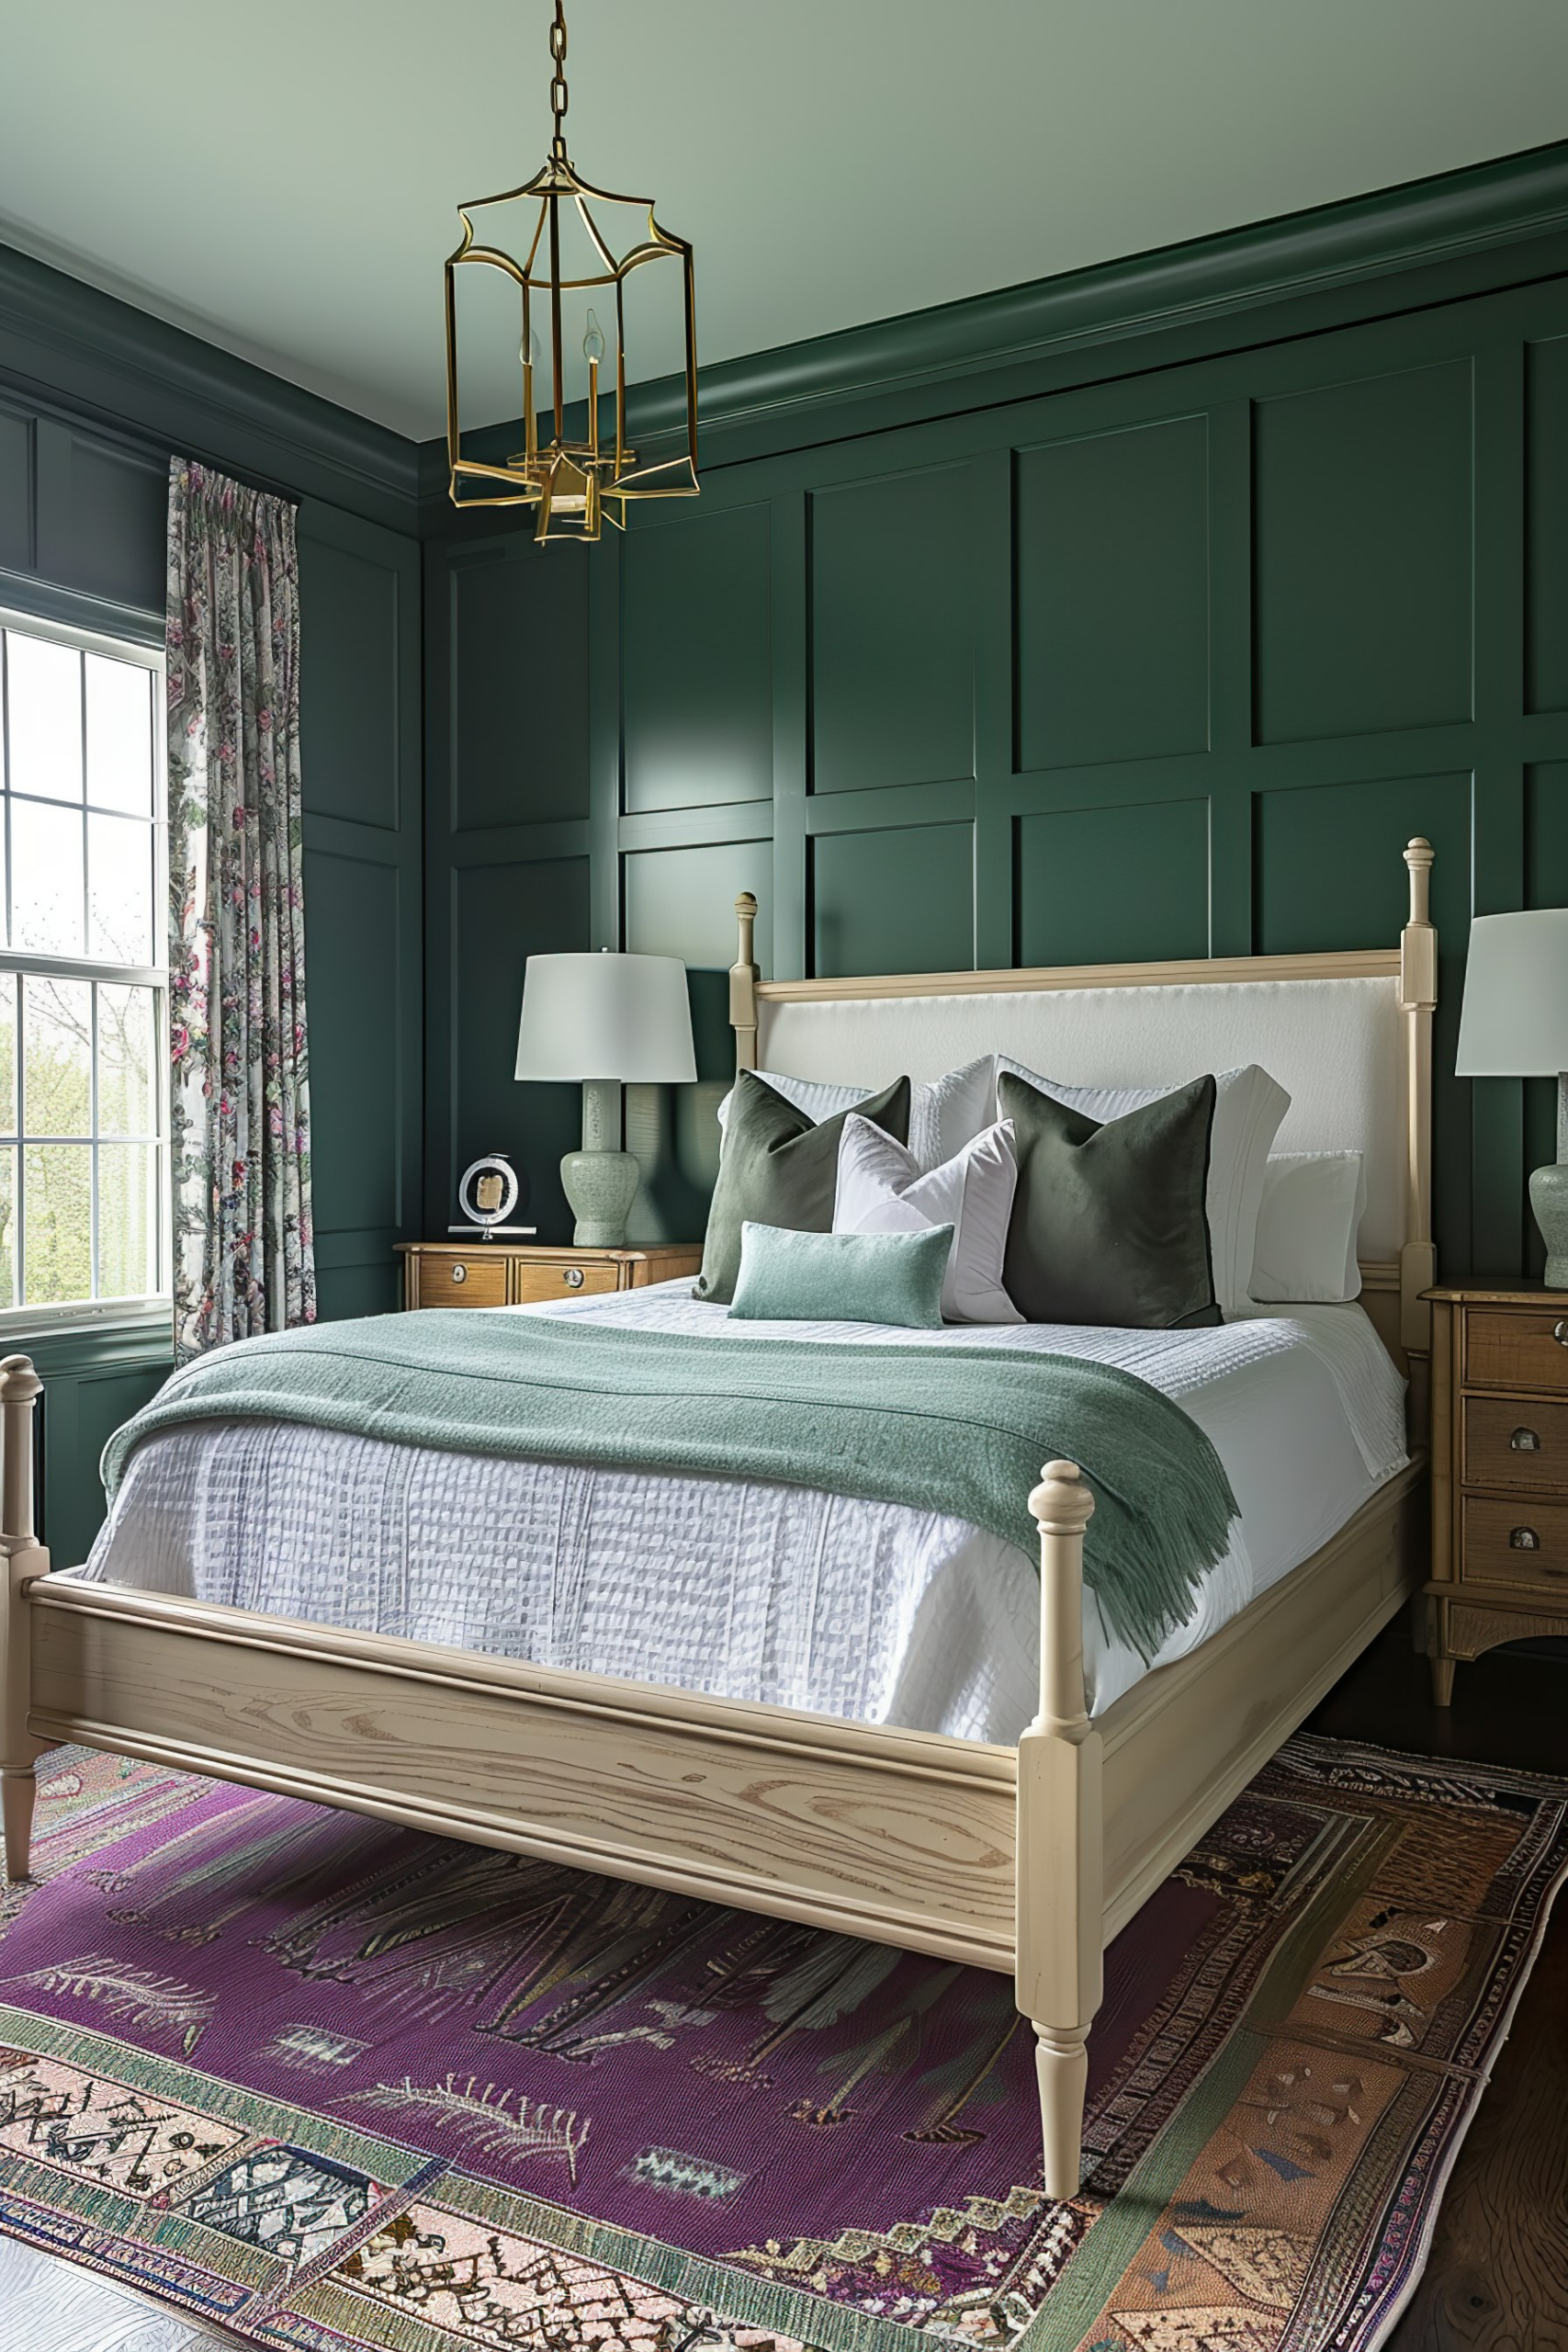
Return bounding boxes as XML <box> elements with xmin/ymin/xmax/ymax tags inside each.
<box><xmin>0</xmin><ymin>1354</ymin><xmax>44</xmax><ymax>1882</ymax></box>
<box><xmin>1399</xmin><ymin>837</ymin><xmax>1438</xmax><ymax>1365</ymax></box>
<box><xmin>730</xmin><ymin>892</ymin><xmax>759</xmax><ymax>1074</ymax></box>
<box><xmin>1017</xmin><ymin>1459</ymin><xmax>1102</xmax><ymax>2199</ymax></box>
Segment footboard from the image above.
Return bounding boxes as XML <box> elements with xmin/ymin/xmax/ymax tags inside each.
<box><xmin>19</xmin><ymin>1571</ymin><xmax>1022</xmax><ymax>1966</ymax></box>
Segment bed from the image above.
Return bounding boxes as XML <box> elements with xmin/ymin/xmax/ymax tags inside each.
<box><xmin>0</xmin><ymin>838</ymin><xmax>1438</xmax><ymax>2199</ymax></box>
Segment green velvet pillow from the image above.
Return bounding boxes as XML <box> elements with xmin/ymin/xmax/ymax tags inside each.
<box><xmin>998</xmin><ymin>1069</ymin><xmax>1221</xmax><ymax>1329</ymax></box>
<box><xmin>694</xmin><ymin>1070</ymin><xmax>911</xmax><ymax>1306</ymax></box>
<box><xmin>728</xmin><ymin>1220</ymin><xmax>953</xmax><ymax>1328</ymax></box>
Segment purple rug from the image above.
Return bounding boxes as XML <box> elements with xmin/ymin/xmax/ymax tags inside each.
<box><xmin>0</xmin><ymin>1735</ymin><xmax>1562</xmax><ymax>2350</ymax></box>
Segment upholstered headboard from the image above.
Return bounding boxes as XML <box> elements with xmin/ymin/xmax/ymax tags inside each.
<box><xmin>727</xmin><ymin>841</ymin><xmax>1438</xmax><ymax>1367</ymax></box>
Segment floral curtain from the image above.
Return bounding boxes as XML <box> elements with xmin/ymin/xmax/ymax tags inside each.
<box><xmin>166</xmin><ymin>458</ymin><xmax>315</xmax><ymax>1358</ymax></box>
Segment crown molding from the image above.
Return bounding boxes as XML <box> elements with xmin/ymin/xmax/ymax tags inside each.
<box><xmin>640</xmin><ymin>140</ymin><xmax>1568</xmax><ymax>454</ymax></box>
<box><xmin>0</xmin><ymin>240</ymin><xmax>420</xmax><ymax>532</ymax></box>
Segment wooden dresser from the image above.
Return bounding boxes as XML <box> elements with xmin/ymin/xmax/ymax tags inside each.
<box><xmin>398</xmin><ymin>1241</ymin><xmax>702</xmax><ymax>1311</ymax></box>
<box><xmin>1427</xmin><ymin>1282</ymin><xmax>1568</xmax><ymax>1702</ymax></box>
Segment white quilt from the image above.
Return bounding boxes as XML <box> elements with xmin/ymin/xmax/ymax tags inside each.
<box><xmin>81</xmin><ymin>1285</ymin><xmax>1408</xmax><ymax>1743</ymax></box>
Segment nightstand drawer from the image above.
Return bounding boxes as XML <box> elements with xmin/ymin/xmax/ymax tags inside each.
<box><xmin>1461</xmin><ymin>1493</ymin><xmax>1568</xmax><ymax>1590</ymax></box>
<box><xmin>511</xmin><ymin>1261</ymin><xmax>621</xmax><ymax>1304</ymax></box>
<box><xmin>1465</xmin><ymin>1307</ymin><xmax>1568</xmax><ymax>1392</ymax></box>
<box><xmin>1461</xmin><ymin>1394</ymin><xmax>1568</xmax><ymax>1489</ymax></box>
<box><xmin>417</xmin><ymin>1251</ymin><xmax>510</xmax><ymax>1307</ymax></box>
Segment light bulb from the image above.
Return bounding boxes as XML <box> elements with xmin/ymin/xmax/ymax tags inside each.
<box><xmin>522</xmin><ymin>326</ymin><xmax>541</xmax><ymax>371</ymax></box>
<box><xmin>581</xmin><ymin>309</ymin><xmax>605</xmax><ymax>365</ymax></box>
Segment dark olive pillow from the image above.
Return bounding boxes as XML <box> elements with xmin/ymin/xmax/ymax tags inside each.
<box><xmin>998</xmin><ymin>1069</ymin><xmax>1220</xmax><ymax>1329</ymax></box>
<box><xmin>694</xmin><ymin>1071</ymin><xmax>911</xmax><ymax>1305</ymax></box>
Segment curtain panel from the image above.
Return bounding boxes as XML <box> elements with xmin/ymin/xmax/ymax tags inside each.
<box><xmin>166</xmin><ymin>458</ymin><xmax>316</xmax><ymax>1358</ymax></box>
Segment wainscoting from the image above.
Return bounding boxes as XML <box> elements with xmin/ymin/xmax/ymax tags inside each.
<box><xmin>423</xmin><ymin>166</ymin><xmax>1568</xmax><ymax>1283</ymax></box>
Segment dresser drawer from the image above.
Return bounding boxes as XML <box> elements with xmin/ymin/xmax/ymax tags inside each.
<box><xmin>1461</xmin><ymin>1394</ymin><xmax>1568</xmax><ymax>1490</ymax></box>
<box><xmin>511</xmin><ymin>1261</ymin><xmax>622</xmax><ymax>1305</ymax></box>
<box><xmin>1464</xmin><ymin>1307</ymin><xmax>1568</xmax><ymax>1392</ymax></box>
<box><xmin>1461</xmin><ymin>1493</ymin><xmax>1568</xmax><ymax>1591</ymax></box>
<box><xmin>416</xmin><ymin>1251</ymin><xmax>510</xmax><ymax>1308</ymax></box>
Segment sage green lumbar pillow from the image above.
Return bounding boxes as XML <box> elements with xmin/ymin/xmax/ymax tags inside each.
<box><xmin>694</xmin><ymin>1069</ymin><xmax>911</xmax><ymax>1306</ymax></box>
<box><xmin>728</xmin><ymin>1220</ymin><xmax>953</xmax><ymax>1328</ymax></box>
<box><xmin>998</xmin><ymin>1069</ymin><xmax>1220</xmax><ymax>1328</ymax></box>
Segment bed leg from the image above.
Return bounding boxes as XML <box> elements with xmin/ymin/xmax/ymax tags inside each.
<box><xmin>1</xmin><ymin>1355</ymin><xmax>46</xmax><ymax>1883</ymax></box>
<box><xmin>1017</xmin><ymin>1460</ymin><xmax>1102</xmax><ymax>2201</ymax></box>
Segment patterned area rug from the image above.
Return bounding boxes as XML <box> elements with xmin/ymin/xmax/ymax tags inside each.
<box><xmin>0</xmin><ymin>1736</ymin><xmax>1562</xmax><ymax>2352</ymax></box>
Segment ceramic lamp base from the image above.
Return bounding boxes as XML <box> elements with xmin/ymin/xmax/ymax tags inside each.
<box><xmin>1530</xmin><ymin>1158</ymin><xmax>1568</xmax><ymax>1289</ymax></box>
<box><xmin>560</xmin><ymin>1148</ymin><xmax>638</xmax><ymax>1250</ymax></box>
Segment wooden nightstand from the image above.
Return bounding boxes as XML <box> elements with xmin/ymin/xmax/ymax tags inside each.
<box><xmin>397</xmin><ymin>1240</ymin><xmax>702</xmax><ymax>1312</ymax></box>
<box><xmin>1427</xmin><ymin>1282</ymin><xmax>1568</xmax><ymax>1703</ymax></box>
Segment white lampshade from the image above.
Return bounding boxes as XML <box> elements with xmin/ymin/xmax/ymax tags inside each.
<box><xmin>1456</xmin><ymin>910</ymin><xmax>1568</xmax><ymax>1077</ymax></box>
<box><xmin>514</xmin><ymin>951</ymin><xmax>697</xmax><ymax>1084</ymax></box>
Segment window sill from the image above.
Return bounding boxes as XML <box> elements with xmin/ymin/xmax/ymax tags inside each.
<box><xmin>0</xmin><ymin>1299</ymin><xmax>175</xmax><ymax>1377</ymax></box>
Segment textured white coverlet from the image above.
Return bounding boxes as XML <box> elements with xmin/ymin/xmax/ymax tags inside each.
<box><xmin>81</xmin><ymin>1286</ymin><xmax>1407</xmax><ymax>1743</ymax></box>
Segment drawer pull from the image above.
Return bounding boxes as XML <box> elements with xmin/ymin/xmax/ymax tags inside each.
<box><xmin>450</xmin><ymin>1263</ymin><xmax>468</xmax><ymax>1285</ymax></box>
<box><xmin>1555</xmin><ymin>1320</ymin><xmax>1568</xmax><ymax>1347</ymax></box>
<box><xmin>563</xmin><ymin>1267</ymin><xmax>585</xmax><ymax>1289</ymax></box>
<box><xmin>1511</xmin><ymin>1427</ymin><xmax>1543</xmax><ymax>1452</ymax></box>
<box><xmin>1509</xmin><ymin>1525</ymin><xmax>1541</xmax><ymax>1551</ymax></box>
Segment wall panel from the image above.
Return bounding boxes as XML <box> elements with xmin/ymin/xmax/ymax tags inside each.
<box><xmin>625</xmin><ymin>839</ymin><xmax>773</xmax><ymax>976</ymax></box>
<box><xmin>1015</xmin><ymin>797</ymin><xmax>1210</xmax><ymax>967</ymax></box>
<box><xmin>812</xmin><ymin>823</ymin><xmax>975</xmax><ymax>978</ymax></box>
<box><xmin>810</xmin><ymin>465</ymin><xmax>979</xmax><ymax>795</ymax></box>
<box><xmin>451</xmin><ymin>544</ymin><xmax>588</xmax><ymax>831</ymax></box>
<box><xmin>298</xmin><ymin>500</ymin><xmax>423</xmax><ymax>1326</ymax></box>
<box><xmin>299</xmin><ymin>535</ymin><xmax>404</xmax><ymax>829</ymax></box>
<box><xmin>623</xmin><ymin>505</ymin><xmax>772</xmax><ymax>813</ymax></box>
<box><xmin>1252</xmin><ymin>359</ymin><xmax>1473</xmax><ymax>743</ymax></box>
<box><xmin>1526</xmin><ymin>339</ymin><xmax>1568</xmax><ymax>716</ymax></box>
<box><xmin>1015</xmin><ymin>418</ymin><xmax>1209</xmax><ymax>772</ymax></box>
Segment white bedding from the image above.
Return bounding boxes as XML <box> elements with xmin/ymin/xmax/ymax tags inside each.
<box><xmin>80</xmin><ymin>1284</ymin><xmax>1408</xmax><ymax>1743</ymax></box>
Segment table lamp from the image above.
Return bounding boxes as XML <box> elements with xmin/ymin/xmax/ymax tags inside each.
<box><xmin>1456</xmin><ymin>908</ymin><xmax>1568</xmax><ymax>1285</ymax></box>
<box><xmin>514</xmin><ymin>950</ymin><xmax>697</xmax><ymax>1247</ymax></box>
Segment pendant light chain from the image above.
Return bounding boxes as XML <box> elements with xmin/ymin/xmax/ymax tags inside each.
<box><xmin>548</xmin><ymin>0</ymin><xmax>570</xmax><ymax>163</ymax></box>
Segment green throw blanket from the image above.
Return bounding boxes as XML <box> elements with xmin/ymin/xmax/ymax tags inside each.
<box><xmin>103</xmin><ymin>1314</ymin><xmax>1239</xmax><ymax>1664</ymax></box>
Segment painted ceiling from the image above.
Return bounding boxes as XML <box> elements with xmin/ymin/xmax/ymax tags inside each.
<box><xmin>2</xmin><ymin>0</ymin><xmax>1567</xmax><ymax>440</ymax></box>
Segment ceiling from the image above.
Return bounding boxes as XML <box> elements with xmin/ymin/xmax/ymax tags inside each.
<box><xmin>3</xmin><ymin>0</ymin><xmax>1568</xmax><ymax>443</ymax></box>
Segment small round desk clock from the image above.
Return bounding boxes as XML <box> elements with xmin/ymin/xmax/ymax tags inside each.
<box><xmin>450</xmin><ymin>1152</ymin><xmax>535</xmax><ymax>1239</ymax></box>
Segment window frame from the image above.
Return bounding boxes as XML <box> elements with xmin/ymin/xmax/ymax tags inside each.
<box><xmin>0</xmin><ymin>600</ymin><xmax>169</xmax><ymax>1340</ymax></box>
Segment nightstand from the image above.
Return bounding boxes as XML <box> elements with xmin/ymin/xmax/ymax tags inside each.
<box><xmin>1427</xmin><ymin>1282</ymin><xmax>1568</xmax><ymax>1702</ymax></box>
<box><xmin>397</xmin><ymin>1240</ymin><xmax>702</xmax><ymax>1312</ymax></box>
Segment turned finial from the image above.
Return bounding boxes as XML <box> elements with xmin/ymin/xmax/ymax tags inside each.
<box><xmin>0</xmin><ymin>1358</ymin><xmax>40</xmax><ymax>1408</ymax></box>
<box><xmin>1029</xmin><ymin>1459</ymin><xmax>1095</xmax><ymax>1536</ymax></box>
<box><xmin>1404</xmin><ymin>837</ymin><xmax>1434</xmax><ymax>927</ymax></box>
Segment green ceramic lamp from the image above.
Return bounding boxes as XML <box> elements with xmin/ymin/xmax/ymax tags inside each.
<box><xmin>1456</xmin><ymin>909</ymin><xmax>1568</xmax><ymax>1286</ymax></box>
<box><xmin>514</xmin><ymin>950</ymin><xmax>696</xmax><ymax>1248</ymax></box>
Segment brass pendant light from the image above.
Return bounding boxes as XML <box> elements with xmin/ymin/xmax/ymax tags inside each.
<box><xmin>444</xmin><ymin>0</ymin><xmax>699</xmax><ymax>541</ymax></box>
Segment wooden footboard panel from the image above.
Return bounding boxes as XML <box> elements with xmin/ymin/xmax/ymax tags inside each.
<box><xmin>24</xmin><ymin>1580</ymin><xmax>1021</xmax><ymax>1971</ymax></box>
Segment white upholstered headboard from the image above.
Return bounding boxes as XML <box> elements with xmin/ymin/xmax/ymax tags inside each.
<box><xmin>728</xmin><ymin>840</ymin><xmax>1438</xmax><ymax>1364</ymax></box>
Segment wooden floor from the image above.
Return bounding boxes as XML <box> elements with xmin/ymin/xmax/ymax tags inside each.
<box><xmin>1307</xmin><ymin>1631</ymin><xmax>1568</xmax><ymax>2351</ymax></box>
<box><xmin>1</xmin><ymin>1628</ymin><xmax>1564</xmax><ymax>2350</ymax></box>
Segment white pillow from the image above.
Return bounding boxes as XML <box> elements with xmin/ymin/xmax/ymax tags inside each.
<box><xmin>717</xmin><ymin>1058</ymin><xmax>995</xmax><ymax>1173</ymax></box>
<box><xmin>1248</xmin><ymin>1152</ymin><xmax>1366</xmax><ymax>1304</ymax></box>
<box><xmin>996</xmin><ymin>1059</ymin><xmax>1289</xmax><ymax>1317</ymax></box>
<box><xmin>833</xmin><ymin>1114</ymin><xmax>1023</xmax><ymax>1325</ymax></box>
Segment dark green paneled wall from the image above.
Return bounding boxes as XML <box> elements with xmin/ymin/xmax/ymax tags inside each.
<box><xmin>0</xmin><ymin>301</ymin><xmax>423</xmax><ymax>1557</ymax></box>
<box><xmin>427</xmin><ymin>229</ymin><xmax>1568</xmax><ymax>1285</ymax></box>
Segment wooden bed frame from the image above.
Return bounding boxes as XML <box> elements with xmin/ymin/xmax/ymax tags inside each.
<box><xmin>0</xmin><ymin>841</ymin><xmax>1438</xmax><ymax>2200</ymax></box>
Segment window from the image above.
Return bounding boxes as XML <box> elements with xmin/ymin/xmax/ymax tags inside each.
<box><xmin>0</xmin><ymin>609</ymin><xmax>166</xmax><ymax>1329</ymax></box>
